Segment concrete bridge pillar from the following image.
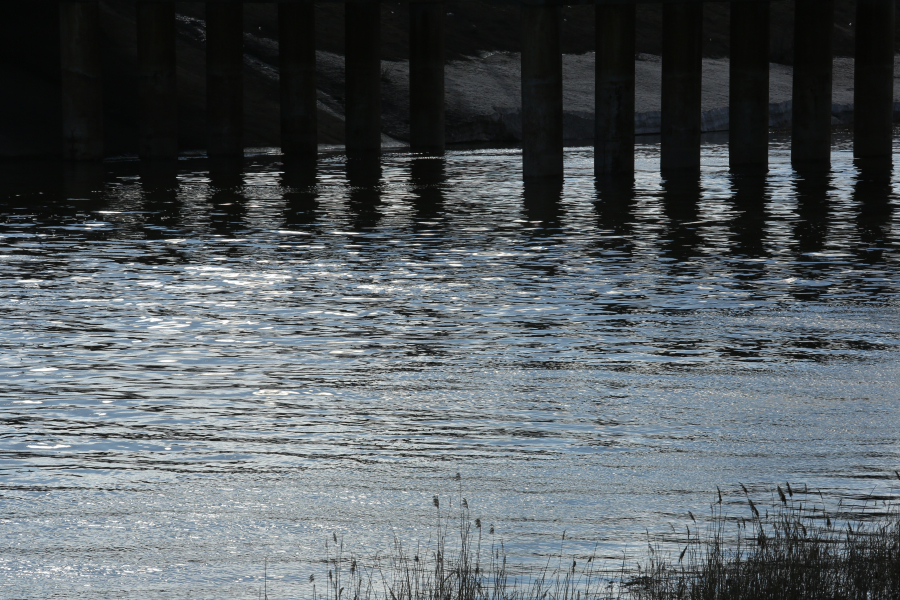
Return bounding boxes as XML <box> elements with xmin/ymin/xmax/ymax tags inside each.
<box><xmin>409</xmin><ymin>1</ymin><xmax>446</xmax><ymax>153</ymax></box>
<box><xmin>280</xmin><ymin>1</ymin><xmax>318</xmax><ymax>156</ymax></box>
<box><xmin>729</xmin><ymin>0</ymin><xmax>769</xmax><ymax>170</ymax></box>
<box><xmin>60</xmin><ymin>0</ymin><xmax>103</xmax><ymax>160</ymax></box>
<box><xmin>345</xmin><ymin>0</ymin><xmax>382</xmax><ymax>154</ymax></box>
<box><xmin>521</xmin><ymin>2</ymin><xmax>563</xmax><ymax>180</ymax></box>
<box><xmin>137</xmin><ymin>0</ymin><xmax>178</xmax><ymax>160</ymax></box>
<box><xmin>854</xmin><ymin>0</ymin><xmax>895</xmax><ymax>164</ymax></box>
<box><xmin>791</xmin><ymin>0</ymin><xmax>834</xmax><ymax>167</ymax></box>
<box><xmin>207</xmin><ymin>0</ymin><xmax>244</xmax><ymax>157</ymax></box>
<box><xmin>595</xmin><ymin>2</ymin><xmax>636</xmax><ymax>178</ymax></box>
<box><xmin>661</xmin><ymin>1</ymin><xmax>703</xmax><ymax>173</ymax></box>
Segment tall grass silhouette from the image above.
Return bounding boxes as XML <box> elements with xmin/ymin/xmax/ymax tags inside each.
<box><xmin>627</xmin><ymin>481</ymin><xmax>900</xmax><ymax>600</ymax></box>
<box><xmin>294</xmin><ymin>480</ymin><xmax>900</xmax><ymax>600</ymax></box>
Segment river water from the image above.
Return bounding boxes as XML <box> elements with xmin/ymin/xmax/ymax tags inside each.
<box><xmin>2</xmin><ymin>134</ymin><xmax>899</xmax><ymax>598</ymax></box>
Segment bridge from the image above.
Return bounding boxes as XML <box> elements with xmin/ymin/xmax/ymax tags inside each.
<box><xmin>54</xmin><ymin>0</ymin><xmax>896</xmax><ymax>178</ymax></box>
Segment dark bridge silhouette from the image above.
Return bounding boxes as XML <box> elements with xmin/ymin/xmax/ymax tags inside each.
<box><xmin>55</xmin><ymin>0</ymin><xmax>895</xmax><ymax>178</ymax></box>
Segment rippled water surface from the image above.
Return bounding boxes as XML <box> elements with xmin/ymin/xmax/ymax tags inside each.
<box><xmin>2</xmin><ymin>135</ymin><xmax>900</xmax><ymax>598</ymax></box>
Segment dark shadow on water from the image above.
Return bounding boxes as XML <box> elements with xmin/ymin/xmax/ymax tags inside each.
<box><xmin>593</xmin><ymin>177</ymin><xmax>637</xmax><ymax>256</ymax></box>
<box><xmin>789</xmin><ymin>166</ymin><xmax>833</xmax><ymax>302</ymax></box>
<box><xmin>854</xmin><ymin>159</ymin><xmax>895</xmax><ymax>266</ymax></box>
<box><xmin>61</xmin><ymin>163</ymin><xmax>110</xmax><ymax>236</ymax></box>
<box><xmin>0</xmin><ymin>162</ymin><xmax>65</xmax><ymax>243</ymax></box>
<box><xmin>659</xmin><ymin>171</ymin><xmax>702</xmax><ymax>262</ymax></box>
<box><xmin>63</xmin><ymin>162</ymin><xmax>106</xmax><ymax>201</ymax></box>
<box><xmin>1</xmin><ymin>160</ymin><xmax>70</xmax><ymax>201</ymax></box>
<box><xmin>792</xmin><ymin>166</ymin><xmax>832</xmax><ymax>256</ymax></box>
<box><xmin>520</xmin><ymin>179</ymin><xmax>564</xmax><ymax>278</ymax></box>
<box><xmin>409</xmin><ymin>156</ymin><xmax>446</xmax><ymax>227</ymax></box>
<box><xmin>0</xmin><ymin>161</ymin><xmax>66</xmax><ymax>215</ymax></box>
<box><xmin>140</xmin><ymin>160</ymin><xmax>179</xmax><ymax>192</ymax></box>
<box><xmin>346</xmin><ymin>154</ymin><xmax>383</xmax><ymax>231</ymax></box>
<box><xmin>140</xmin><ymin>161</ymin><xmax>182</xmax><ymax>238</ymax></box>
<box><xmin>727</xmin><ymin>166</ymin><xmax>769</xmax><ymax>262</ymax></box>
<box><xmin>522</xmin><ymin>179</ymin><xmax>564</xmax><ymax>232</ymax></box>
<box><xmin>281</xmin><ymin>155</ymin><xmax>319</xmax><ymax>227</ymax></box>
<box><xmin>408</xmin><ymin>156</ymin><xmax>447</xmax><ymax>261</ymax></box>
<box><xmin>208</xmin><ymin>156</ymin><xmax>247</xmax><ymax>235</ymax></box>
<box><xmin>1</xmin><ymin>162</ymin><xmax>109</xmax><ymax>270</ymax></box>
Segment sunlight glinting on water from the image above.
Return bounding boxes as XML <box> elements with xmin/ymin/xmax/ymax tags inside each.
<box><xmin>1</xmin><ymin>133</ymin><xmax>899</xmax><ymax>598</ymax></box>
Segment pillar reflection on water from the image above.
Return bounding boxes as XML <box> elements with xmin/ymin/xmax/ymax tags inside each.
<box><xmin>522</xmin><ymin>179</ymin><xmax>564</xmax><ymax>232</ymax></box>
<box><xmin>207</xmin><ymin>156</ymin><xmax>247</xmax><ymax>234</ymax></box>
<box><xmin>410</xmin><ymin>156</ymin><xmax>446</xmax><ymax>227</ymax></box>
<box><xmin>854</xmin><ymin>161</ymin><xmax>895</xmax><ymax>265</ymax></box>
<box><xmin>63</xmin><ymin>162</ymin><xmax>106</xmax><ymax>201</ymax></box>
<box><xmin>593</xmin><ymin>177</ymin><xmax>637</xmax><ymax>256</ymax></box>
<box><xmin>785</xmin><ymin>166</ymin><xmax>833</xmax><ymax>302</ymax></box>
<box><xmin>282</xmin><ymin>156</ymin><xmax>319</xmax><ymax>227</ymax></box>
<box><xmin>1</xmin><ymin>164</ymin><xmax>70</xmax><ymax>231</ymax></box>
<box><xmin>791</xmin><ymin>167</ymin><xmax>833</xmax><ymax>256</ymax></box>
<box><xmin>346</xmin><ymin>155</ymin><xmax>383</xmax><ymax>231</ymax></box>
<box><xmin>521</xmin><ymin>179</ymin><xmax>564</xmax><ymax>278</ymax></box>
<box><xmin>727</xmin><ymin>168</ymin><xmax>769</xmax><ymax>260</ymax></box>
<box><xmin>139</xmin><ymin>160</ymin><xmax>182</xmax><ymax>237</ymax></box>
<box><xmin>659</xmin><ymin>172</ymin><xmax>703</xmax><ymax>262</ymax></box>
<box><xmin>59</xmin><ymin>162</ymin><xmax>109</xmax><ymax>241</ymax></box>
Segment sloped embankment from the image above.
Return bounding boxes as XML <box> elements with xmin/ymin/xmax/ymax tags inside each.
<box><xmin>375</xmin><ymin>51</ymin><xmax>900</xmax><ymax>144</ymax></box>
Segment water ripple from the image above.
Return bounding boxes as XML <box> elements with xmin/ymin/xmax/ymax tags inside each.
<box><xmin>1</xmin><ymin>135</ymin><xmax>899</xmax><ymax>598</ymax></box>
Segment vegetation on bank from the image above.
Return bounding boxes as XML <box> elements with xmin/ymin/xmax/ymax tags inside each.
<box><xmin>626</xmin><ymin>481</ymin><xmax>900</xmax><ymax>600</ymax></box>
<box><xmin>283</xmin><ymin>481</ymin><xmax>900</xmax><ymax>600</ymax></box>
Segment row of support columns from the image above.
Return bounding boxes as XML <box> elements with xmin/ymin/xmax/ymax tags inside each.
<box><xmin>59</xmin><ymin>0</ymin><xmax>444</xmax><ymax>161</ymax></box>
<box><xmin>60</xmin><ymin>0</ymin><xmax>895</xmax><ymax>178</ymax></box>
<box><xmin>586</xmin><ymin>0</ymin><xmax>894</xmax><ymax>178</ymax></box>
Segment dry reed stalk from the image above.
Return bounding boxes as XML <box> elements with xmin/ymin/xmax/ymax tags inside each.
<box><xmin>300</xmin><ymin>483</ymin><xmax>900</xmax><ymax>600</ymax></box>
